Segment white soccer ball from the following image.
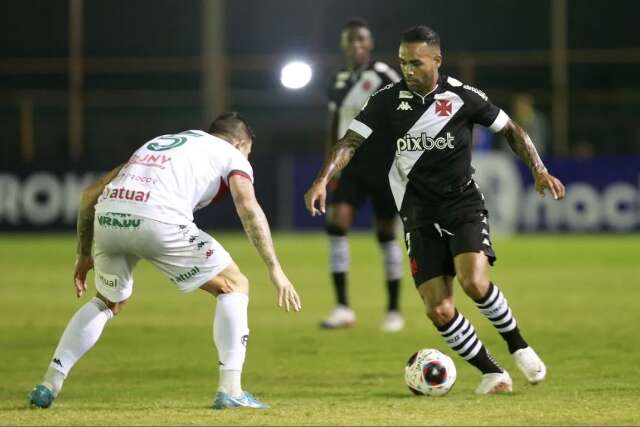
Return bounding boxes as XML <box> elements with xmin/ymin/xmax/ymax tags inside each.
<box><xmin>404</xmin><ymin>348</ymin><xmax>457</xmax><ymax>396</ymax></box>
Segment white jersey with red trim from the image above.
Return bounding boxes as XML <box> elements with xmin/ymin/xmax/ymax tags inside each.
<box><xmin>95</xmin><ymin>130</ymin><xmax>253</xmax><ymax>224</ymax></box>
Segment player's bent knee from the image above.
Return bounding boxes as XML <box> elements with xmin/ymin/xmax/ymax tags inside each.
<box><xmin>457</xmin><ymin>274</ymin><xmax>489</xmax><ymax>298</ymax></box>
<box><xmin>201</xmin><ymin>264</ymin><xmax>250</xmax><ymax>296</ymax></box>
<box><xmin>426</xmin><ymin>301</ymin><xmax>455</xmax><ymax>327</ymax></box>
<box><xmin>96</xmin><ymin>293</ymin><xmax>128</xmax><ymax>316</ymax></box>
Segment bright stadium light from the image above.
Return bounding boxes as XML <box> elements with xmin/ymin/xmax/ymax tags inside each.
<box><xmin>280</xmin><ymin>61</ymin><xmax>312</xmax><ymax>89</ymax></box>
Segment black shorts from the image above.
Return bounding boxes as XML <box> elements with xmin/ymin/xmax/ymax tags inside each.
<box><xmin>329</xmin><ymin>161</ymin><xmax>397</xmax><ymax>220</ymax></box>
<box><xmin>404</xmin><ymin>210</ymin><xmax>497</xmax><ymax>286</ymax></box>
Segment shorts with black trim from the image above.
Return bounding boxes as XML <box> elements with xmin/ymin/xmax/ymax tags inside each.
<box><xmin>403</xmin><ymin>210</ymin><xmax>497</xmax><ymax>287</ymax></box>
<box><xmin>329</xmin><ymin>160</ymin><xmax>397</xmax><ymax>220</ymax></box>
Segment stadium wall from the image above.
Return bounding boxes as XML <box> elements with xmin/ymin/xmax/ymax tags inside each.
<box><xmin>1</xmin><ymin>154</ymin><xmax>638</xmax><ymax>233</ymax></box>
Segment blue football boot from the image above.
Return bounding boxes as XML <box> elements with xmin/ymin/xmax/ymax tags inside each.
<box><xmin>29</xmin><ymin>384</ymin><xmax>56</xmax><ymax>408</ymax></box>
<box><xmin>212</xmin><ymin>390</ymin><xmax>270</xmax><ymax>409</ymax></box>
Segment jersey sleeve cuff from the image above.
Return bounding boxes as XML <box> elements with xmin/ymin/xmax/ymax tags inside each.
<box><xmin>489</xmin><ymin>109</ymin><xmax>510</xmax><ymax>133</ymax></box>
<box><xmin>348</xmin><ymin>119</ymin><xmax>373</xmax><ymax>139</ymax></box>
<box><xmin>228</xmin><ymin>170</ymin><xmax>253</xmax><ymax>183</ymax></box>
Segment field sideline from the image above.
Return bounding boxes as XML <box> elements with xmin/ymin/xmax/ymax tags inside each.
<box><xmin>1</xmin><ymin>232</ymin><xmax>639</xmax><ymax>426</ymax></box>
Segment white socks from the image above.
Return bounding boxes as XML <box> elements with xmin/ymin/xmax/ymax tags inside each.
<box><xmin>329</xmin><ymin>235</ymin><xmax>350</xmax><ymax>273</ymax></box>
<box><xmin>46</xmin><ymin>297</ymin><xmax>114</xmax><ymax>392</ymax></box>
<box><xmin>380</xmin><ymin>240</ymin><xmax>403</xmax><ymax>281</ymax></box>
<box><xmin>214</xmin><ymin>292</ymin><xmax>249</xmax><ymax>397</ymax></box>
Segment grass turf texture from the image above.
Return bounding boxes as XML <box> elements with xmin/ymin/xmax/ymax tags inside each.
<box><xmin>1</xmin><ymin>233</ymin><xmax>639</xmax><ymax>426</ymax></box>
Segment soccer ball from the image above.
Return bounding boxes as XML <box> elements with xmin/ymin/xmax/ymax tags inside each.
<box><xmin>405</xmin><ymin>348</ymin><xmax>457</xmax><ymax>396</ymax></box>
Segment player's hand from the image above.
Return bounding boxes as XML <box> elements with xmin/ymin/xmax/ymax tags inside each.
<box><xmin>73</xmin><ymin>255</ymin><xmax>94</xmax><ymax>298</ymax></box>
<box><xmin>534</xmin><ymin>169</ymin><xmax>566</xmax><ymax>200</ymax></box>
<box><xmin>270</xmin><ymin>268</ymin><xmax>302</xmax><ymax>312</ymax></box>
<box><xmin>304</xmin><ymin>181</ymin><xmax>327</xmax><ymax>216</ymax></box>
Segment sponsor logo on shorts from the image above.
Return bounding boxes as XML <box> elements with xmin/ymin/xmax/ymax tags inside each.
<box><xmin>396</xmin><ymin>132</ymin><xmax>455</xmax><ymax>152</ymax></box>
<box><xmin>170</xmin><ymin>266</ymin><xmax>200</xmax><ymax>284</ymax></box>
<box><xmin>97</xmin><ymin>273</ymin><xmax>118</xmax><ymax>288</ymax></box>
<box><xmin>98</xmin><ymin>215</ymin><xmax>142</xmax><ymax>229</ymax></box>
<box><xmin>102</xmin><ymin>187</ymin><xmax>151</xmax><ymax>203</ymax></box>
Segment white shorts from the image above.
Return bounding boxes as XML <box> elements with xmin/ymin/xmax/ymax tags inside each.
<box><xmin>93</xmin><ymin>211</ymin><xmax>232</xmax><ymax>302</ymax></box>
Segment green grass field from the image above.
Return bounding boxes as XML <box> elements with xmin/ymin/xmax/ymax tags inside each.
<box><xmin>1</xmin><ymin>232</ymin><xmax>639</xmax><ymax>426</ymax></box>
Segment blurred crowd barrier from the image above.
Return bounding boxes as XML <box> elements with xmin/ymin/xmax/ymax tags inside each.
<box><xmin>1</xmin><ymin>153</ymin><xmax>638</xmax><ymax>232</ymax></box>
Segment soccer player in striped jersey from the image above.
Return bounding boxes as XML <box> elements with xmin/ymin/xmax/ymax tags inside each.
<box><xmin>306</xmin><ymin>25</ymin><xmax>566</xmax><ymax>394</ymax></box>
<box><xmin>321</xmin><ymin>19</ymin><xmax>405</xmax><ymax>332</ymax></box>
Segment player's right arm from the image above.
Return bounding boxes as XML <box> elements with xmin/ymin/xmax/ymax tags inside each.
<box><xmin>304</xmin><ymin>130</ymin><xmax>365</xmax><ymax>216</ymax></box>
<box><xmin>229</xmin><ymin>174</ymin><xmax>301</xmax><ymax>312</ymax></box>
<box><xmin>74</xmin><ymin>164</ymin><xmax>124</xmax><ymax>297</ymax></box>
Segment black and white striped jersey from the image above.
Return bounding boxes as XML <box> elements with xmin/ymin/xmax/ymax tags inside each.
<box><xmin>348</xmin><ymin>74</ymin><xmax>509</xmax><ymax>223</ymax></box>
<box><xmin>328</xmin><ymin>61</ymin><xmax>400</xmax><ymax>140</ymax></box>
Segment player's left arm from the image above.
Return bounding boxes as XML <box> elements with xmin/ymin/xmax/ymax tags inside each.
<box><xmin>74</xmin><ymin>164</ymin><xmax>124</xmax><ymax>297</ymax></box>
<box><xmin>498</xmin><ymin>120</ymin><xmax>566</xmax><ymax>200</ymax></box>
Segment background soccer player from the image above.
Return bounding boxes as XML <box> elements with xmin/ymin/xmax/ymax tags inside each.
<box><xmin>305</xmin><ymin>25</ymin><xmax>566</xmax><ymax>394</ymax></box>
<box><xmin>321</xmin><ymin>19</ymin><xmax>405</xmax><ymax>332</ymax></box>
<box><xmin>29</xmin><ymin>113</ymin><xmax>301</xmax><ymax>409</ymax></box>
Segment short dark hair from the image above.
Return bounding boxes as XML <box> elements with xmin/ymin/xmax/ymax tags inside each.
<box><xmin>401</xmin><ymin>25</ymin><xmax>440</xmax><ymax>47</ymax></box>
<box><xmin>208</xmin><ymin>111</ymin><xmax>255</xmax><ymax>141</ymax></box>
<box><xmin>343</xmin><ymin>18</ymin><xmax>369</xmax><ymax>31</ymax></box>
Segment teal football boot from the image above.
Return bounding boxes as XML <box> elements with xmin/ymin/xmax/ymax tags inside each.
<box><xmin>29</xmin><ymin>384</ymin><xmax>56</xmax><ymax>408</ymax></box>
<box><xmin>212</xmin><ymin>390</ymin><xmax>270</xmax><ymax>409</ymax></box>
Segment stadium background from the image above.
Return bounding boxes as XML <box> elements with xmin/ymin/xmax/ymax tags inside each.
<box><xmin>1</xmin><ymin>0</ymin><xmax>639</xmax><ymax>232</ymax></box>
<box><xmin>1</xmin><ymin>2</ymin><xmax>639</xmax><ymax>426</ymax></box>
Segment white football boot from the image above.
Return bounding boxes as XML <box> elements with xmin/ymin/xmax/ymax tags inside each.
<box><xmin>382</xmin><ymin>311</ymin><xmax>405</xmax><ymax>332</ymax></box>
<box><xmin>513</xmin><ymin>346</ymin><xmax>547</xmax><ymax>384</ymax></box>
<box><xmin>320</xmin><ymin>305</ymin><xmax>355</xmax><ymax>329</ymax></box>
<box><xmin>475</xmin><ymin>370</ymin><xmax>513</xmax><ymax>395</ymax></box>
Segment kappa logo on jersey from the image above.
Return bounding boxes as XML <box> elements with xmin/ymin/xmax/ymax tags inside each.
<box><xmin>397</xmin><ymin>101</ymin><xmax>412</xmax><ymax>111</ymax></box>
<box><xmin>396</xmin><ymin>132</ymin><xmax>455</xmax><ymax>152</ymax></box>
<box><xmin>241</xmin><ymin>334</ymin><xmax>249</xmax><ymax>347</ymax></box>
<box><xmin>435</xmin><ymin>100</ymin><xmax>453</xmax><ymax>117</ymax></box>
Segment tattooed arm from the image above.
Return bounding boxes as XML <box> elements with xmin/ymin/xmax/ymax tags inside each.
<box><xmin>229</xmin><ymin>175</ymin><xmax>301</xmax><ymax>311</ymax></box>
<box><xmin>304</xmin><ymin>130</ymin><xmax>365</xmax><ymax>215</ymax></box>
<box><xmin>499</xmin><ymin>119</ymin><xmax>566</xmax><ymax>200</ymax></box>
<box><xmin>73</xmin><ymin>164</ymin><xmax>124</xmax><ymax>297</ymax></box>
<box><xmin>76</xmin><ymin>165</ymin><xmax>124</xmax><ymax>256</ymax></box>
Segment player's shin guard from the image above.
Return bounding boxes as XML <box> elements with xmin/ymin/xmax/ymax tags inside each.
<box><xmin>47</xmin><ymin>297</ymin><xmax>114</xmax><ymax>392</ymax></box>
<box><xmin>474</xmin><ymin>282</ymin><xmax>528</xmax><ymax>354</ymax></box>
<box><xmin>214</xmin><ymin>292</ymin><xmax>249</xmax><ymax>397</ymax></box>
<box><xmin>437</xmin><ymin>311</ymin><xmax>502</xmax><ymax>374</ymax></box>
<box><xmin>328</xmin><ymin>234</ymin><xmax>350</xmax><ymax>306</ymax></box>
<box><xmin>379</xmin><ymin>239</ymin><xmax>402</xmax><ymax>312</ymax></box>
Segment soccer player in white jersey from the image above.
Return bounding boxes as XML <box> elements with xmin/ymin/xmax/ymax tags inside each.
<box><xmin>29</xmin><ymin>112</ymin><xmax>302</xmax><ymax>410</ymax></box>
